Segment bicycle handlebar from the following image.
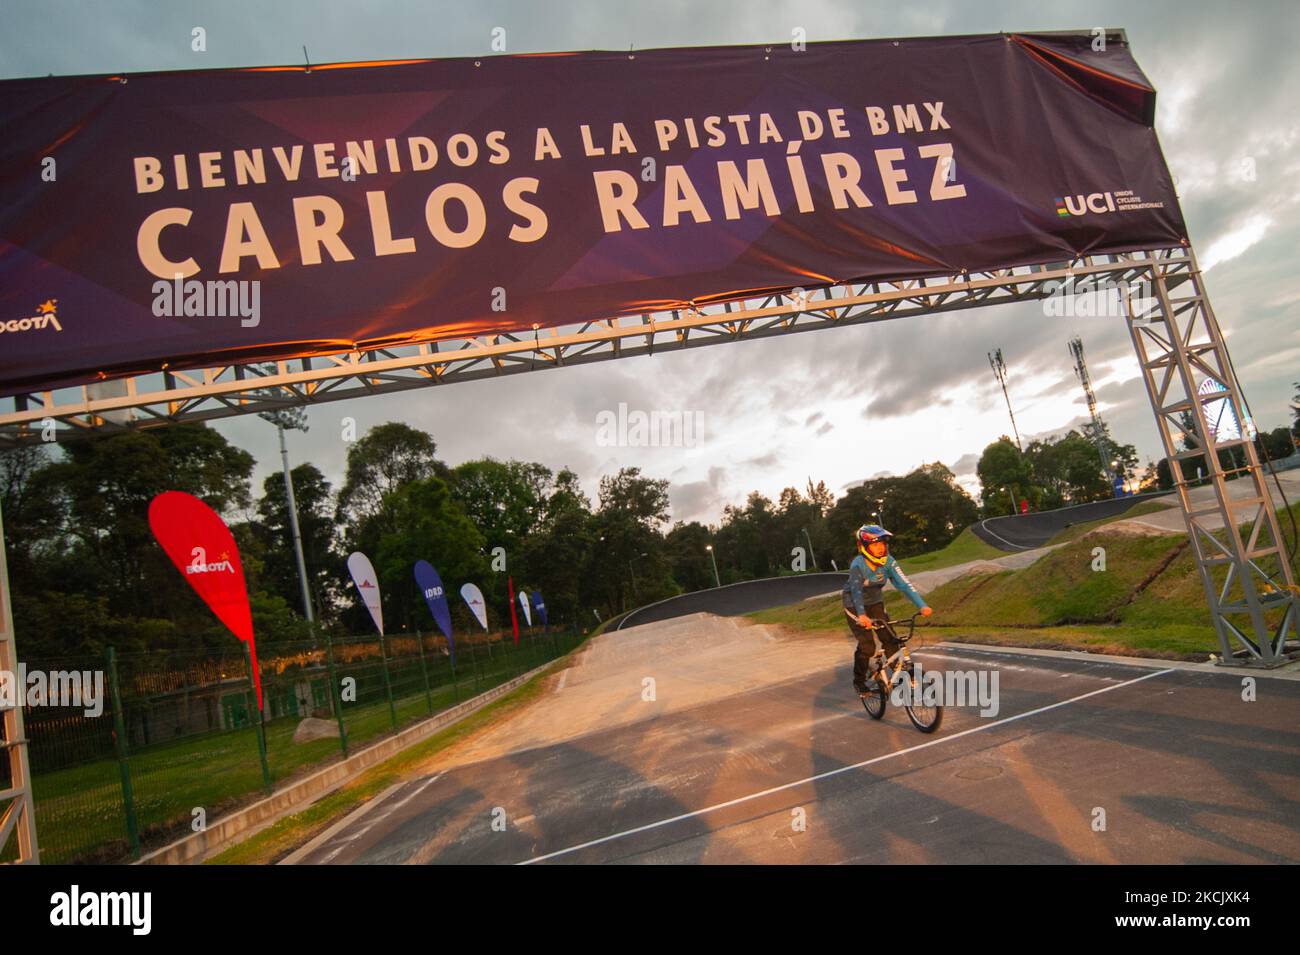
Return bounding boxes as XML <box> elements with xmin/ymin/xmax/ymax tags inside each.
<box><xmin>866</xmin><ymin>611</ymin><xmax>928</xmax><ymax>640</ymax></box>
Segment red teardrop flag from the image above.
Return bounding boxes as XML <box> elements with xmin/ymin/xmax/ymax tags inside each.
<box><xmin>148</xmin><ymin>490</ymin><xmax>262</xmax><ymax>710</ymax></box>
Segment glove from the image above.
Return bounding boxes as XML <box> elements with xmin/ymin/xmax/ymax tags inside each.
<box><xmin>857</xmin><ymin>614</ymin><xmax>872</xmax><ymax>628</ymax></box>
<box><xmin>920</xmin><ymin>606</ymin><xmax>933</xmax><ymax>617</ymax></box>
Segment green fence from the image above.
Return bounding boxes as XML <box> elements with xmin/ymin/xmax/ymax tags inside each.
<box><xmin>7</xmin><ymin>625</ymin><xmax>585</xmax><ymax>864</ymax></box>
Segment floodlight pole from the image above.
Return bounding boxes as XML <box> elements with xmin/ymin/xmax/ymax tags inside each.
<box><xmin>277</xmin><ymin>423</ymin><xmax>315</xmax><ymax>627</ymax></box>
<box><xmin>988</xmin><ymin>348</ymin><xmax>1023</xmax><ymax>451</ymax></box>
<box><xmin>1123</xmin><ymin>246</ymin><xmax>1299</xmax><ymax>666</ymax></box>
<box><xmin>0</xmin><ymin>499</ymin><xmax>39</xmax><ymax>863</ymax></box>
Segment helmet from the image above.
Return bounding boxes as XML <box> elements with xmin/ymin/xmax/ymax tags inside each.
<box><xmin>856</xmin><ymin>524</ymin><xmax>893</xmax><ymax>562</ymax></box>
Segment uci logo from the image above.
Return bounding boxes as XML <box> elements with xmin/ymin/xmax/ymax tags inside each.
<box><xmin>1055</xmin><ymin>192</ymin><xmax>1117</xmax><ymax>217</ymax></box>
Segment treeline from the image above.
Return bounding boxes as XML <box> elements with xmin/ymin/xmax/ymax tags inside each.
<box><xmin>0</xmin><ymin>421</ymin><xmax>980</xmax><ymax>659</ymax></box>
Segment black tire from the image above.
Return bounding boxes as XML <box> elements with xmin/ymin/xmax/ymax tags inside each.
<box><xmin>860</xmin><ymin>681</ymin><xmax>887</xmax><ymax>720</ymax></box>
<box><xmin>905</xmin><ymin>701</ymin><xmax>943</xmax><ymax>733</ymax></box>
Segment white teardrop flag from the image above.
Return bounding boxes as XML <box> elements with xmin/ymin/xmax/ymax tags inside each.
<box><xmin>518</xmin><ymin>589</ymin><xmax>533</xmax><ymax>627</ymax></box>
<box><xmin>347</xmin><ymin>551</ymin><xmax>384</xmax><ymax>636</ymax></box>
<box><xmin>460</xmin><ymin>583</ymin><xmax>489</xmax><ymax>630</ymax></box>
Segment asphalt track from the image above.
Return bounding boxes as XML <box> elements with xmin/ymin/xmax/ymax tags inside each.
<box><xmin>618</xmin><ymin>572</ymin><xmax>847</xmax><ymax>628</ymax></box>
<box><xmin>285</xmin><ymin>616</ymin><xmax>1300</xmax><ymax>865</ymax></box>
<box><xmin>972</xmin><ymin>492</ymin><xmax>1173</xmax><ymax>552</ymax></box>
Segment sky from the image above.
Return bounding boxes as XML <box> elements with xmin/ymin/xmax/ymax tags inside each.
<box><xmin>2</xmin><ymin>0</ymin><xmax>1298</xmax><ymax>524</ymax></box>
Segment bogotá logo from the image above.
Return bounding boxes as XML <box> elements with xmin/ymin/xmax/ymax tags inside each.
<box><xmin>2</xmin><ymin>298</ymin><xmax>63</xmax><ymax>335</ymax></box>
<box><xmin>1055</xmin><ymin>189</ymin><xmax>1166</xmax><ymax>217</ymax></box>
<box><xmin>186</xmin><ymin>546</ymin><xmax>236</xmax><ymax>575</ymax></box>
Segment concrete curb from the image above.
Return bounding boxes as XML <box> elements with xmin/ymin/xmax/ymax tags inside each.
<box><xmin>135</xmin><ymin>662</ymin><xmax>553</xmax><ymax>865</ymax></box>
<box><xmin>933</xmin><ymin>641</ymin><xmax>1300</xmax><ymax>680</ymax></box>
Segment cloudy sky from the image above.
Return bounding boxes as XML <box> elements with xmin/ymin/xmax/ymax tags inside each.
<box><xmin>3</xmin><ymin>0</ymin><xmax>1297</xmax><ymax>523</ymax></box>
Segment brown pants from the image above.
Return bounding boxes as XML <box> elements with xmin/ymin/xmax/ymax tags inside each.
<box><xmin>847</xmin><ymin>601</ymin><xmax>900</xmax><ymax>692</ymax></box>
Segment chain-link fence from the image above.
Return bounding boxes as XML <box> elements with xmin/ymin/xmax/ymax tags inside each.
<box><xmin>8</xmin><ymin>625</ymin><xmax>586</xmax><ymax>864</ymax></box>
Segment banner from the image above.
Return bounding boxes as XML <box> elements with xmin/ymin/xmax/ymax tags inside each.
<box><xmin>147</xmin><ymin>491</ymin><xmax>262</xmax><ymax>710</ymax></box>
<box><xmin>414</xmin><ymin>560</ymin><xmax>453</xmax><ymax>658</ymax></box>
<box><xmin>0</xmin><ymin>32</ymin><xmax>1185</xmax><ymax>396</ymax></box>
<box><xmin>531</xmin><ymin>592</ymin><xmax>548</xmax><ymax>629</ymax></box>
<box><xmin>518</xmin><ymin>590</ymin><xmax>533</xmax><ymax>628</ymax></box>
<box><xmin>346</xmin><ymin>551</ymin><xmax>384</xmax><ymax>635</ymax></box>
<box><xmin>507</xmin><ymin>576</ymin><xmax>520</xmax><ymax>645</ymax></box>
<box><xmin>460</xmin><ymin>583</ymin><xmax>489</xmax><ymax>630</ymax></box>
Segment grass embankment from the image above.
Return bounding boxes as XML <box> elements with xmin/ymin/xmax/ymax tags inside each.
<box><xmin>897</xmin><ymin>528</ymin><xmax>1004</xmax><ymax>572</ymax></box>
<box><xmin>208</xmin><ymin>619</ymin><xmax>615</xmax><ymax>865</ymax></box>
<box><xmin>753</xmin><ymin>501</ymin><xmax>1300</xmax><ymax>662</ymax></box>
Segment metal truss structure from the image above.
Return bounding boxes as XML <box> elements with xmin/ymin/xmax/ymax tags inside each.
<box><xmin>1123</xmin><ymin>247</ymin><xmax>1298</xmax><ymax>667</ymax></box>
<box><xmin>1</xmin><ymin>504</ymin><xmax>39</xmax><ymax>864</ymax></box>
<box><xmin>0</xmin><ymin>250</ymin><xmax>1180</xmax><ymax>442</ymax></box>
<box><xmin>1</xmin><ymin>244</ymin><xmax>1296</xmax><ymax>863</ymax></box>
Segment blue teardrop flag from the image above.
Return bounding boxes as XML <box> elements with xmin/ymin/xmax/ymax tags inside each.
<box><xmin>414</xmin><ymin>560</ymin><xmax>454</xmax><ymax>661</ymax></box>
<box><xmin>531</xmin><ymin>592</ymin><xmax>548</xmax><ymax>629</ymax></box>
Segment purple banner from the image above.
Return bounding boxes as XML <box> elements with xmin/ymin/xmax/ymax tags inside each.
<box><xmin>0</xmin><ymin>32</ymin><xmax>1185</xmax><ymax>395</ymax></box>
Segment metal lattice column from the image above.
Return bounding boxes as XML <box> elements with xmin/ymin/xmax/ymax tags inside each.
<box><xmin>0</xmin><ymin>500</ymin><xmax>39</xmax><ymax>863</ymax></box>
<box><xmin>1124</xmin><ymin>247</ymin><xmax>1299</xmax><ymax>666</ymax></box>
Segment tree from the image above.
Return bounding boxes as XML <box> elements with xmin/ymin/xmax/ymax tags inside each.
<box><xmin>449</xmin><ymin>458</ymin><xmax>553</xmax><ymax>557</ymax></box>
<box><xmin>336</xmin><ymin>422</ymin><xmax>443</xmax><ymax>529</ymax></box>
<box><xmin>8</xmin><ymin>425</ymin><xmax>255</xmax><ymax>656</ymax></box>
<box><xmin>976</xmin><ymin>437</ymin><xmax>1035</xmax><ymax>516</ymax></box>
<box><xmin>1258</xmin><ymin>425</ymin><xmax>1296</xmax><ymax>462</ymax></box>
<box><xmin>517</xmin><ymin>468</ymin><xmax>594</xmax><ymax>627</ymax></box>
<box><xmin>665</xmin><ymin>521</ymin><xmax>716</xmax><ymax>592</ymax></box>
<box><xmin>370</xmin><ymin>476</ymin><xmax>487</xmax><ymax>633</ymax></box>
<box><xmin>1292</xmin><ymin>381</ymin><xmax>1300</xmax><ymax>439</ymax></box>
<box><xmin>588</xmin><ymin>468</ymin><xmax>672</xmax><ymax>613</ymax></box>
<box><xmin>253</xmin><ymin>463</ymin><xmax>338</xmax><ymax>618</ymax></box>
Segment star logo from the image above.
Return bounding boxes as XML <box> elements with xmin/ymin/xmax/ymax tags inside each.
<box><xmin>36</xmin><ymin>299</ymin><xmax>58</xmax><ymax>315</ymax></box>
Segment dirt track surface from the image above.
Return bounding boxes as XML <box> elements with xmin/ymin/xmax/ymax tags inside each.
<box><xmin>285</xmin><ymin>613</ymin><xmax>1300</xmax><ymax>865</ymax></box>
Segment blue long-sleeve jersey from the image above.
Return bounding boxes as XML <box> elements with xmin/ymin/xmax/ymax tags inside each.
<box><xmin>841</xmin><ymin>554</ymin><xmax>928</xmax><ymax>616</ymax></box>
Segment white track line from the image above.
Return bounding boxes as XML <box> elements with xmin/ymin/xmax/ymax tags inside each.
<box><xmin>517</xmin><ymin>665</ymin><xmax>1175</xmax><ymax>864</ymax></box>
<box><xmin>389</xmin><ymin>772</ymin><xmax>444</xmax><ymax>813</ymax></box>
<box><xmin>977</xmin><ymin>518</ymin><xmax>1034</xmax><ymax>551</ymax></box>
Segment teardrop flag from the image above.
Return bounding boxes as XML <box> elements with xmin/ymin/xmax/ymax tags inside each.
<box><xmin>460</xmin><ymin>583</ymin><xmax>489</xmax><ymax>630</ymax></box>
<box><xmin>414</xmin><ymin>561</ymin><xmax>454</xmax><ymax>659</ymax></box>
<box><xmin>531</xmin><ymin>592</ymin><xmax>548</xmax><ymax>629</ymax></box>
<box><xmin>346</xmin><ymin>551</ymin><xmax>384</xmax><ymax>635</ymax></box>
<box><xmin>507</xmin><ymin>575</ymin><xmax>520</xmax><ymax>645</ymax></box>
<box><xmin>518</xmin><ymin>589</ymin><xmax>533</xmax><ymax>627</ymax></box>
<box><xmin>148</xmin><ymin>491</ymin><xmax>262</xmax><ymax>710</ymax></box>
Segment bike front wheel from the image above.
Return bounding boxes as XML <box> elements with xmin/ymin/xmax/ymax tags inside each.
<box><xmin>905</xmin><ymin>700</ymin><xmax>943</xmax><ymax>734</ymax></box>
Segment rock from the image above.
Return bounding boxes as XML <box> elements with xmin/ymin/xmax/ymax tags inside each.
<box><xmin>293</xmin><ymin>717</ymin><xmax>340</xmax><ymax>744</ymax></box>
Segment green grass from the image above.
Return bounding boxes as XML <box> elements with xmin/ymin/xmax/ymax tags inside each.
<box><xmin>895</xmin><ymin>527</ymin><xmax>1005</xmax><ymax>573</ymax></box>
<box><xmin>24</xmin><ymin>632</ymin><xmax>581</xmax><ymax>864</ymax></box>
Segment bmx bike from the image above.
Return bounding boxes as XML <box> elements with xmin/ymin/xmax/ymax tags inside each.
<box><xmin>859</xmin><ymin>611</ymin><xmax>943</xmax><ymax>734</ymax></box>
